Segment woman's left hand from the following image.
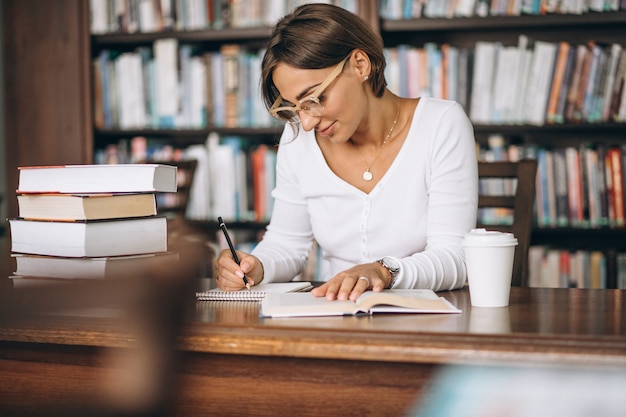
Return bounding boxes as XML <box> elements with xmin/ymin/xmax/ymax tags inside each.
<box><xmin>311</xmin><ymin>261</ymin><xmax>390</xmax><ymax>301</ymax></box>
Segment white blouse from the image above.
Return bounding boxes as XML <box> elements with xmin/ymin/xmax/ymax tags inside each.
<box><xmin>252</xmin><ymin>97</ymin><xmax>478</xmax><ymax>291</ymax></box>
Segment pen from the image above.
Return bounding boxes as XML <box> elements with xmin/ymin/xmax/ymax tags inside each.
<box><xmin>217</xmin><ymin>216</ymin><xmax>251</xmax><ymax>290</ymax></box>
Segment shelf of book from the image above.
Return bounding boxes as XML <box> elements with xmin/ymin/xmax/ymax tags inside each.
<box><xmin>379</xmin><ymin>7</ymin><xmax>626</xmax><ymax>289</ymax></box>
<box><xmin>532</xmin><ymin>227</ymin><xmax>626</xmax><ymax>249</ymax></box>
<box><xmin>91</xmin><ymin>26</ymin><xmax>274</xmax><ymax>47</ymax></box>
<box><xmin>381</xmin><ymin>10</ymin><xmax>626</xmax><ymax>32</ymax></box>
<box><xmin>93</xmin><ymin>126</ymin><xmax>283</xmax><ymax>149</ymax></box>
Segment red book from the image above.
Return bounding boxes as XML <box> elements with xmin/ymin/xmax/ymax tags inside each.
<box><xmin>251</xmin><ymin>145</ymin><xmax>267</xmax><ymax>222</ymax></box>
<box><xmin>609</xmin><ymin>147</ymin><xmax>625</xmax><ymax>227</ymax></box>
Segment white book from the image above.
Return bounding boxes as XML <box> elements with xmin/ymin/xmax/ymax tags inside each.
<box><xmin>184</xmin><ymin>143</ymin><xmax>211</xmax><ymax>220</ymax></box>
<box><xmin>154</xmin><ymin>38</ymin><xmax>179</xmax><ymax>128</ymax></box>
<box><xmin>511</xmin><ymin>35</ymin><xmax>532</xmax><ymax>124</ymax></box>
<box><xmin>210</xmin><ymin>143</ymin><xmax>238</xmax><ymax>220</ymax></box>
<box><xmin>137</xmin><ymin>0</ymin><xmax>158</xmax><ymax>32</ymax></box>
<box><xmin>524</xmin><ymin>41</ymin><xmax>557</xmax><ymax>126</ymax></box>
<box><xmin>90</xmin><ymin>0</ymin><xmax>109</xmax><ymax>34</ymax></box>
<box><xmin>492</xmin><ymin>45</ymin><xmax>520</xmax><ymax>124</ymax></box>
<box><xmin>470</xmin><ymin>41</ymin><xmax>499</xmax><ymax>124</ymax></box>
<box><xmin>17</xmin><ymin>164</ymin><xmax>177</xmax><ymax>194</ymax></box>
<box><xmin>115</xmin><ymin>52</ymin><xmax>147</xmax><ymax>128</ymax></box>
<box><xmin>455</xmin><ymin>0</ymin><xmax>477</xmax><ymax>16</ymax></box>
<box><xmin>178</xmin><ymin>44</ymin><xmax>193</xmax><ymax>127</ymax></box>
<box><xmin>445</xmin><ymin>45</ymin><xmax>459</xmax><ymax>102</ymax></box>
<box><xmin>190</xmin><ymin>56</ymin><xmax>207</xmax><ymax>127</ymax></box>
<box><xmin>9</xmin><ymin>216</ymin><xmax>168</xmax><ymax>258</ymax></box>
<box><xmin>210</xmin><ymin>53</ymin><xmax>225</xmax><ymax>127</ymax></box>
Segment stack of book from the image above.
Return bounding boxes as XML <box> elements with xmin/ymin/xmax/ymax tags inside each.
<box><xmin>8</xmin><ymin>164</ymin><xmax>178</xmax><ymax>288</ymax></box>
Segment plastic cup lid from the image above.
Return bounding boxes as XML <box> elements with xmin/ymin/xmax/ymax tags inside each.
<box><xmin>462</xmin><ymin>228</ymin><xmax>518</xmax><ymax>247</ymax></box>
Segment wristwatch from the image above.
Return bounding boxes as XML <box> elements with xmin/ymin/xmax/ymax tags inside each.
<box><xmin>377</xmin><ymin>257</ymin><xmax>400</xmax><ymax>288</ymax></box>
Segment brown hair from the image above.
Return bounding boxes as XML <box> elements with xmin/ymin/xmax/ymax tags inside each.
<box><xmin>261</xmin><ymin>3</ymin><xmax>386</xmax><ymax>117</ymax></box>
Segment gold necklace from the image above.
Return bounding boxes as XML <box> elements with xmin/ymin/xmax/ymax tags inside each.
<box><xmin>355</xmin><ymin>102</ymin><xmax>400</xmax><ymax>182</ymax></box>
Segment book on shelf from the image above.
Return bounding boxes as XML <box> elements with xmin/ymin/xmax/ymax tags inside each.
<box><xmin>221</xmin><ymin>43</ymin><xmax>241</xmax><ymax>128</ymax></box>
<box><xmin>196</xmin><ymin>282</ymin><xmax>314</xmax><ymax>302</ymax></box>
<box><xmin>260</xmin><ymin>289</ymin><xmax>461</xmax><ymax>318</ymax></box>
<box><xmin>469</xmin><ymin>41</ymin><xmax>498</xmax><ymax>124</ymax></box>
<box><xmin>524</xmin><ymin>40</ymin><xmax>557</xmax><ymax>126</ymax></box>
<box><xmin>607</xmin><ymin>146</ymin><xmax>625</xmax><ymax>227</ymax></box>
<box><xmin>12</xmin><ymin>252</ymin><xmax>179</xmax><ymax>280</ymax></box>
<box><xmin>529</xmin><ymin>246</ymin><xmax>608</xmax><ymax>288</ymax></box>
<box><xmin>115</xmin><ymin>51</ymin><xmax>148</xmax><ymax>128</ymax></box>
<box><xmin>17</xmin><ymin>164</ymin><xmax>177</xmax><ymax>194</ymax></box>
<box><xmin>552</xmin><ymin>148</ymin><xmax>569</xmax><ymax>227</ymax></box>
<box><xmin>553</xmin><ymin>43</ymin><xmax>577</xmax><ymax>124</ymax></box>
<box><xmin>565</xmin><ymin>146</ymin><xmax>584</xmax><ymax>226</ymax></box>
<box><xmin>154</xmin><ymin>38</ymin><xmax>179</xmax><ymax>128</ymax></box>
<box><xmin>9</xmin><ymin>216</ymin><xmax>168</xmax><ymax>258</ymax></box>
<box><xmin>601</xmin><ymin>43</ymin><xmax>623</xmax><ymax>122</ymax></box>
<box><xmin>546</xmin><ymin>41</ymin><xmax>572</xmax><ymax>124</ymax></box>
<box><xmin>16</xmin><ymin>193</ymin><xmax>157</xmax><ymax>221</ymax></box>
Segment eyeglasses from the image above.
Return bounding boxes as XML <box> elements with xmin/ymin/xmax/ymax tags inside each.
<box><xmin>269</xmin><ymin>55</ymin><xmax>349</xmax><ymax>122</ymax></box>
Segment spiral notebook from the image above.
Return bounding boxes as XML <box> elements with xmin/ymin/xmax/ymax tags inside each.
<box><xmin>196</xmin><ymin>282</ymin><xmax>314</xmax><ymax>302</ymax></box>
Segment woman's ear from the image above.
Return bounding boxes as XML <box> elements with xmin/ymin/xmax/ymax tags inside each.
<box><xmin>351</xmin><ymin>49</ymin><xmax>372</xmax><ymax>81</ymax></box>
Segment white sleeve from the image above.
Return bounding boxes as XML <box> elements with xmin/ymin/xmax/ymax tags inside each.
<box><xmin>392</xmin><ymin>101</ymin><xmax>478</xmax><ymax>291</ymax></box>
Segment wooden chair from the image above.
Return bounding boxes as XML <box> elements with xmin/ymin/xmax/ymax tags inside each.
<box><xmin>477</xmin><ymin>159</ymin><xmax>538</xmax><ymax>287</ymax></box>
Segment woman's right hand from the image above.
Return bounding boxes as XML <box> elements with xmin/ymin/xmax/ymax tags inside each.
<box><xmin>213</xmin><ymin>249</ymin><xmax>264</xmax><ymax>291</ymax></box>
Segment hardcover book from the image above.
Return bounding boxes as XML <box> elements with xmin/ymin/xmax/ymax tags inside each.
<box><xmin>9</xmin><ymin>216</ymin><xmax>168</xmax><ymax>257</ymax></box>
<box><xmin>17</xmin><ymin>164</ymin><xmax>177</xmax><ymax>194</ymax></box>
<box><xmin>16</xmin><ymin>193</ymin><xmax>157</xmax><ymax>221</ymax></box>
<box><xmin>12</xmin><ymin>252</ymin><xmax>178</xmax><ymax>280</ymax></box>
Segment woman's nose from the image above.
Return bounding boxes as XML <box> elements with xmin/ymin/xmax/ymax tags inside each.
<box><xmin>298</xmin><ymin>112</ymin><xmax>319</xmax><ymax>131</ymax></box>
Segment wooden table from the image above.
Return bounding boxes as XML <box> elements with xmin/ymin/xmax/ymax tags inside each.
<box><xmin>1</xmin><ymin>276</ymin><xmax>625</xmax><ymax>417</ymax></box>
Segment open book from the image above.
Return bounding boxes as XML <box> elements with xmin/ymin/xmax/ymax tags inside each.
<box><xmin>196</xmin><ymin>282</ymin><xmax>313</xmax><ymax>302</ymax></box>
<box><xmin>260</xmin><ymin>289</ymin><xmax>461</xmax><ymax>318</ymax></box>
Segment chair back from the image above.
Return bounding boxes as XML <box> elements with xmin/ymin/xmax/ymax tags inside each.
<box><xmin>477</xmin><ymin>159</ymin><xmax>537</xmax><ymax>287</ymax></box>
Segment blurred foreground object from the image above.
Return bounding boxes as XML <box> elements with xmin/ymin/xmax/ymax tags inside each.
<box><xmin>0</xmin><ymin>239</ymin><xmax>203</xmax><ymax>417</ymax></box>
<box><xmin>409</xmin><ymin>364</ymin><xmax>626</xmax><ymax>417</ymax></box>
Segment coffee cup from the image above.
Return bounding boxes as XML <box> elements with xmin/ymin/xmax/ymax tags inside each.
<box><xmin>462</xmin><ymin>228</ymin><xmax>518</xmax><ymax>307</ymax></box>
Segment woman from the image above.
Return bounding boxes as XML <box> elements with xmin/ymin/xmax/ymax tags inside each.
<box><xmin>213</xmin><ymin>3</ymin><xmax>478</xmax><ymax>301</ymax></box>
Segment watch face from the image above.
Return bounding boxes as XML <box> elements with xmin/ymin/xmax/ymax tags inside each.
<box><xmin>382</xmin><ymin>257</ymin><xmax>400</xmax><ymax>274</ymax></box>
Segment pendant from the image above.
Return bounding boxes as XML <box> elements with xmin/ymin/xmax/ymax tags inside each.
<box><xmin>363</xmin><ymin>170</ymin><xmax>373</xmax><ymax>181</ymax></box>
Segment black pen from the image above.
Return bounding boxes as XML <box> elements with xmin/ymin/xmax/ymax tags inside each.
<box><xmin>217</xmin><ymin>217</ymin><xmax>251</xmax><ymax>290</ymax></box>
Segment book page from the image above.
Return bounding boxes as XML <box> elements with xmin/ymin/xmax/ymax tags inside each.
<box><xmin>356</xmin><ymin>290</ymin><xmax>461</xmax><ymax>313</ymax></box>
<box><xmin>260</xmin><ymin>293</ymin><xmax>362</xmax><ymax>317</ymax></box>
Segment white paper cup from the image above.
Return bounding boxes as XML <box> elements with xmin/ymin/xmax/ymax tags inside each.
<box><xmin>463</xmin><ymin>228</ymin><xmax>518</xmax><ymax>307</ymax></box>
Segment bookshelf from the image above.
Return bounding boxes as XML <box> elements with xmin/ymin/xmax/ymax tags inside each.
<box><xmin>379</xmin><ymin>8</ymin><xmax>626</xmax><ymax>288</ymax></box>
<box><xmin>87</xmin><ymin>1</ymin><xmax>374</xmax><ymax>241</ymax></box>
<box><xmin>4</xmin><ymin>0</ymin><xmax>626</xmax><ymax>287</ymax></box>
